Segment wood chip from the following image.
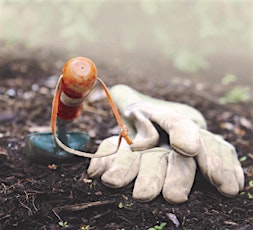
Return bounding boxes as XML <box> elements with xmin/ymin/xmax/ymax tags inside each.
<box><xmin>240</xmin><ymin>117</ymin><xmax>252</xmax><ymax>129</ymax></box>
<box><xmin>166</xmin><ymin>213</ymin><xmax>180</xmax><ymax>228</ymax></box>
<box><xmin>83</xmin><ymin>178</ymin><xmax>92</xmax><ymax>183</ymax></box>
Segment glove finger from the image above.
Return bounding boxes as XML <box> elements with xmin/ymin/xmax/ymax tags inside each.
<box><xmin>133</xmin><ymin>148</ymin><xmax>168</xmax><ymax>202</ymax></box>
<box><xmin>197</xmin><ymin>129</ymin><xmax>244</xmax><ymax>196</ymax></box>
<box><xmin>126</xmin><ymin>103</ymin><xmax>200</xmax><ymax>156</ymax></box>
<box><xmin>101</xmin><ymin>147</ymin><xmax>141</xmax><ymax>188</ymax></box>
<box><xmin>153</xmin><ymin>116</ymin><xmax>201</xmax><ymax>156</ymax></box>
<box><xmin>124</xmin><ymin>109</ymin><xmax>159</xmax><ymax>151</ymax></box>
<box><xmin>235</xmin><ymin>165</ymin><xmax>245</xmax><ymax>191</ymax></box>
<box><xmin>215</xmin><ymin>135</ymin><xmax>245</xmax><ymax>196</ymax></box>
<box><xmin>168</xmin><ymin>119</ymin><xmax>201</xmax><ymax>156</ymax></box>
<box><xmin>87</xmin><ymin>137</ymin><xmax>118</xmax><ymax>178</ymax></box>
<box><xmin>217</xmin><ymin>168</ymin><xmax>243</xmax><ymax>196</ymax></box>
<box><xmin>163</xmin><ymin>151</ymin><xmax>196</xmax><ymax>203</ymax></box>
<box><xmin>196</xmin><ymin>143</ymin><xmax>224</xmax><ymax>186</ymax></box>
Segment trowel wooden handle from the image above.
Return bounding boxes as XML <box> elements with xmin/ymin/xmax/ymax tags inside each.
<box><xmin>51</xmin><ymin>56</ymin><xmax>132</xmax><ymax>158</ymax></box>
<box><xmin>57</xmin><ymin>57</ymin><xmax>97</xmax><ymax>120</ymax></box>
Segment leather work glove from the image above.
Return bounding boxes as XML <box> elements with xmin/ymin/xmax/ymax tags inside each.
<box><xmin>88</xmin><ymin>85</ymin><xmax>244</xmax><ymax>203</ymax></box>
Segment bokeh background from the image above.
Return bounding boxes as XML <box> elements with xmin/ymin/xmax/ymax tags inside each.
<box><xmin>1</xmin><ymin>0</ymin><xmax>252</xmax><ymax>102</ymax></box>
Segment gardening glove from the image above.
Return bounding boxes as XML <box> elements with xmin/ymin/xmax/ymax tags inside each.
<box><xmin>88</xmin><ymin>85</ymin><xmax>244</xmax><ymax>203</ymax></box>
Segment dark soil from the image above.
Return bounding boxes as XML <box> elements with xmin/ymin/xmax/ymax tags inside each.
<box><xmin>0</xmin><ymin>50</ymin><xmax>252</xmax><ymax>230</ymax></box>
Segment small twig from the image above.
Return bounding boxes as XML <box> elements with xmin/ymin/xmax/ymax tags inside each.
<box><xmin>55</xmin><ymin>200</ymin><xmax>115</xmax><ymax>212</ymax></box>
<box><xmin>118</xmin><ymin>215</ymin><xmax>133</xmax><ymax>224</ymax></box>
<box><xmin>23</xmin><ymin>190</ymin><xmax>38</xmax><ymax>212</ymax></box>
<box><xmin>0</xmin><ymin>214</ymin><xmax>11</xmax><ymax>222</ymax></box>
<box><xmin>90</xmin><ymin>210</ymin><xmax>111</xmax><ymax>221</ymax></box>
<box><xmin>19</xmin><ymin>201</ymin><xmax>33</xmax><ymax>216</ymax></box>
<box><xmin>31</xmin><ymin>195</ymin><xmax>38</xmax><ymax>211</ymax></box>
<box><xmin>52</xmin><ymin>208</ymin><xmax>62</xmax><ymax>222</ymax></box>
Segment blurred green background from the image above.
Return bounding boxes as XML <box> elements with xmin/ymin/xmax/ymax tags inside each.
<box><xmin>0</xmin><ymin>0</ymin><xmax>252</xmax><ymax>98</ymax></box>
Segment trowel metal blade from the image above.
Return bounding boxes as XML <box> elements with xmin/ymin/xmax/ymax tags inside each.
<box><xmin>23</xmin><ymin>132</ymin><xmax>89</xmax><ymax>164</ymax></box>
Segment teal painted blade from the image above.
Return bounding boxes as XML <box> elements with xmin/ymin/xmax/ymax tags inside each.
<box><xmin>23</xmin><ymin>132</ymin><xmax>90</xmax><ymax>164</ymax></box>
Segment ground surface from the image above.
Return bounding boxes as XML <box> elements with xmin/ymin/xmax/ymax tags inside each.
<box><xmin>0</xmin><ymin>50</ymin><xmax>252</xmax><ymax>230</ymax></box>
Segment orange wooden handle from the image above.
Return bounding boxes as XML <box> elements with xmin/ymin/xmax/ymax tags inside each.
<box><xmin>50</xmin><ymin>57</ymin><xmax>132</xmax><ymax>158</ymax></box>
